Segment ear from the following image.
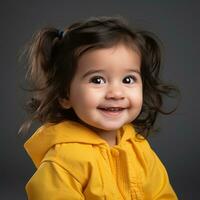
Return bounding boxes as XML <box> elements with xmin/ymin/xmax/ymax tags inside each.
<box><xmin>59</xmin><ymin>98</ymin><xmax>71</xmax><ymax>109</ymax></box>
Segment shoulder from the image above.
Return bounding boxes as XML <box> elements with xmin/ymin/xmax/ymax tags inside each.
<box><xmin>42</xmin><ymin>143</ymin><xmax>95</xmax><ymax>182</ymax></box>
<box><xmin>130</xmin><ymin>134</ymin><xmax>169</xmax><ymax>180</ymax></box>
<box><xmin>43</xmin><ymin>142</ymin><xmax>95</xmax><ymax>165</ymax></box>
<box><xmin>128</xmin><ymin>131</ymin><xmax>159</xmax><ymax>168</ymax></box>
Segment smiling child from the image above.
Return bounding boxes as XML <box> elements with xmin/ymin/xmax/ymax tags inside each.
<box><xmin>21</xmin><ymin>16</ymin><xmax>178</xmax><ymax>199</ymax></box>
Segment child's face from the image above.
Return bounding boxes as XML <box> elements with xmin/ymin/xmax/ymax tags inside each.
<box><xmin>65</xmin><ymin>43</ymin><xmax>142</xmax><ymax>132</ymax></box>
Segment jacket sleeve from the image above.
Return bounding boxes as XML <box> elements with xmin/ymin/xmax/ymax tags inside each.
<box><xmin>142</xmin><ymin>141</ymin><xmax>178</xmax><ymax>200</ymax></box>
<box><xmin>26</xmin><ymin>161</ymin><xmax>85</xmax><ymax>200</ymax></box>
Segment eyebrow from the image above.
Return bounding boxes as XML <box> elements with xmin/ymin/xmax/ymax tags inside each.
<box><xmin>82</xmin><ymin>69</ymin><xmax>105</xmax><ymax>78</ymax></box>
<box><xmin>126</xmin><ymin>69</ymin><xmax>141</xmax><ymax>74</ymax></box>
<box><xmin>82</xmin><ymin>68</ymin><xmax>141</xmax><ymax>78</ymax></box>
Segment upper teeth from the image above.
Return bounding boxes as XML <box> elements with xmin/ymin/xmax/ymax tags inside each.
<box><xmin>103</xmin><ymin>107</ymin><xmax>123</xmax><ymax>111</ymax></box>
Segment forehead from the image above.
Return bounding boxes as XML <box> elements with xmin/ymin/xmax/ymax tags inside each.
<box><xmin>76</xmin><ymin>43</ymin><xmax>141</xmax><ymax>73</ymax></box>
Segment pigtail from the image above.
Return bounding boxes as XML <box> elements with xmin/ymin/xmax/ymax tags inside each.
<box><xmin>19</xmin><ymin>28</ymin><xmax>64</xmax><ymax>134</ymax></box>
<box><xmin>134</xmin><ymin>31</ymin><xmax>180</xmax><ymax>137</ymax></box>
<box><xmin>26</xmin><ymin>28</ymin><xmax>61</xmax><ymax>88</ymax></box>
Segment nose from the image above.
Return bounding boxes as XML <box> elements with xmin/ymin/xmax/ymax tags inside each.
<box><xmin>105</xmin><ymin>83</ymin><xmax>125</xmax><ymax>100</ymax></box>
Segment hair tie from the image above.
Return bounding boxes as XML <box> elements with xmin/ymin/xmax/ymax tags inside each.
<box><xmin>57</xmin><ymin>30</ymin><xmax>64</xmax><ymax>39</ymax></box>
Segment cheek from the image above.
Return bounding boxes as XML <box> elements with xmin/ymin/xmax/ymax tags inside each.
<box><xmin>129</xmin><ymin>87</ymin><xmax>143</xmax><ymax>107</ymax></box>
<box><xmin>70</xmin><ymin>86</ymin><xmax>103</xmax><ymax>108</ymax></box>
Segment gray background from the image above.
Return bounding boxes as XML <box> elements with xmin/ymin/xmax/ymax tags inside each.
<box><xmin>1</xmin><ymin>0</ymin><xmax>199</xmax><ymax>199</ymax></box>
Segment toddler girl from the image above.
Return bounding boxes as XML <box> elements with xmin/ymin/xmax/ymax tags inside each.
<box><xmin>22</xmin><ymin>16</ymin><xmax>178</xmax><ymax>199</ymax></box>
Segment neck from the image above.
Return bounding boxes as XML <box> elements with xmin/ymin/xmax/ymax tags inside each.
<box><xmin>96</xmin><ymin>130</ymin><xmax>117</xmax><ymax>147</ymax></box>
<box><xmin>77</xmin><ymin>121</ymin><xmax>118</xmax><ymax>147</ymax></box>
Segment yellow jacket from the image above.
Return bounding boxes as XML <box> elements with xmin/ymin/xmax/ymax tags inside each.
<box><xmin>24</xmin><ymin>120</ymin><xmax>178</xmax><ymax>200</ymax></box>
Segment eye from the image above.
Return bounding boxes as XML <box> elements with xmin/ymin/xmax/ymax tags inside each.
<box><xmin>89</xmin><ymin>76</ymin><xmax>106</xmax><ymax>84</ymax></box>
<box><xmin>122</xmin><ymin>75</ymin><xmax>136</xmax><ymax>84</ymax></box>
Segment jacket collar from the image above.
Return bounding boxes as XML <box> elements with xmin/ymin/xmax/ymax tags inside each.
<box><xmin>24</xmin><ymin>120</ymin><xmax>137</xmax><ymax>167</ymax></box>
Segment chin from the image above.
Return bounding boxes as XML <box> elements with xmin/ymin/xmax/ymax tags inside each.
<box><xmin>80</xmin><ymin>118</ymin><xmax>127</xmax><ymax>132</ymax></box>
<box><xmin>97</xmin><ymin>123</ymin><xmax>125</xmax><ymax>131</ymax></box>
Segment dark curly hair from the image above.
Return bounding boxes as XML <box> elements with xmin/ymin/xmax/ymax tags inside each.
<box><xmin>19</xmin><ymin>16</ymin><xmax>179</xmax><ymax>138</ymax></box>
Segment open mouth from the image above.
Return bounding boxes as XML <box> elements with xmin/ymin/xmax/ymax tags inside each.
<box><xmin>98</xmin><ymin>107</ymin><xmax>125</xmax><ymax>112</ymax></box>
<box><xmin>97</xmin><ymin>107</ymin><xmax>126</xmax><ymax>116</ymax></box>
